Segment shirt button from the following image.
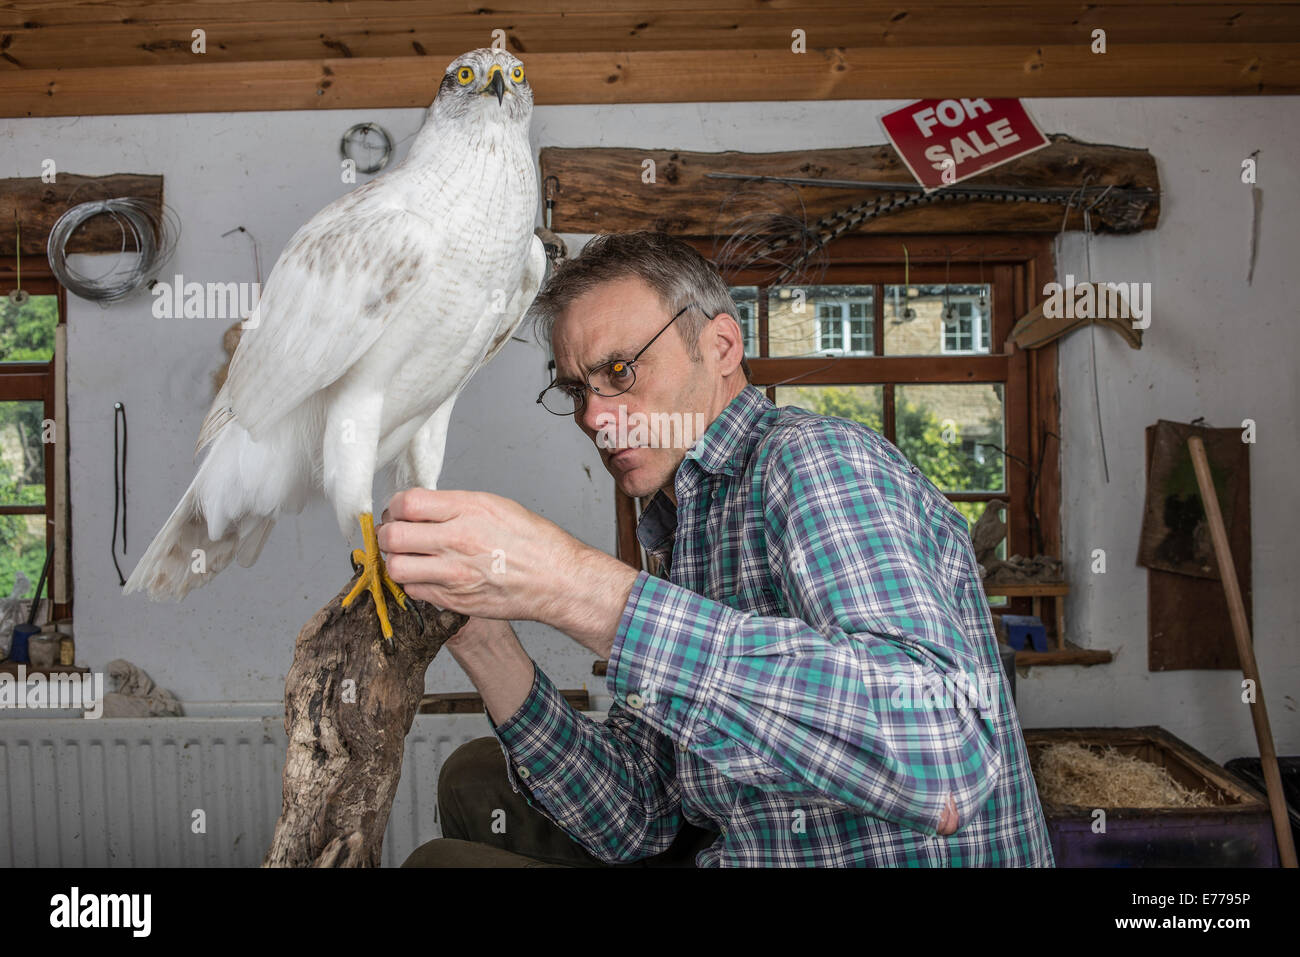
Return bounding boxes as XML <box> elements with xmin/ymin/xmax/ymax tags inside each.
<box><xmin>517</xmin><ymin>766</ymin><xmax>531</xmax><ymax>779</ymax></box>
<box><xmin>626</xmin><ymin>692</ymin><xmax>644</xmax><ymax>710</ymax></box>
<box><xmin>678</xmin><ymin>741</ymin><xmax>688</xmax><ymax>752</ymax></box>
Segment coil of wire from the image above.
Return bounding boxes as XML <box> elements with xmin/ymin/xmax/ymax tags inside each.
<box><xmin>45</xmin><ymin>197</ymin><xmax>176</xmax><ymax>304</ymax></box>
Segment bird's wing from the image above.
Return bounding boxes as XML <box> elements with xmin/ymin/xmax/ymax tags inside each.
<box><xmin>470</xmin><ymin>233</ymin><xmax>547</xmax><ymax>377</ymax></box>
<box><xmin>197</xmin><ymin>200</ymin><xmax>447</xmax><ymax>451</ymax></box>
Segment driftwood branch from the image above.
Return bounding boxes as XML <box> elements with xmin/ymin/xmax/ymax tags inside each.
<box><xmin>263</xmin><ymin>572</ymin><xmax>467</xmax><ymax>868</ymax></box>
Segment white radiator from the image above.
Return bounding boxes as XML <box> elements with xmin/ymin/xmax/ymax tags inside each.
<box><xmin>0</xmin><ymin>703</ymin><xmax>534</xmax><ymax>867</ymax></box>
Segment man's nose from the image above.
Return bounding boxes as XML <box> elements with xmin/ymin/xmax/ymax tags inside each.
<box><xmin>578</xmin><ymin>391</ymin><xmax>622</xmax><ymax>441</ymax></box>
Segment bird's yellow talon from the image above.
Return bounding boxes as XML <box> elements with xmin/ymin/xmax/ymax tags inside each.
<box><xmin>341</xmin><ymin>512</ymin><xmax>406</xmax><ymax>641</ymax></box>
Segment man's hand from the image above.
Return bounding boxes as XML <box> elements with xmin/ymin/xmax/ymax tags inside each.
<box><xmin>377</xmin><ymin>489</ymin><xmax>638</xmax><ymax>657</ymax></box>
<box><xmin>938</xmin><ymin>794</ymin><xmax>959</xmax><ymax>836</ymax></box>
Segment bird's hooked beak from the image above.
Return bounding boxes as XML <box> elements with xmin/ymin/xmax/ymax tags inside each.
<box><xmin>484</xmin><ymin>68</ymin><xmax>506</xmax><ymax>105</ymax></box>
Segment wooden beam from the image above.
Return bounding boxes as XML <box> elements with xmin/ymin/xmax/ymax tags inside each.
<box><xmin>2</xmin><ymin>44</ymin><xmax>1297</xmax><ymax>118</ymax></box>
<box><xmin>0</xmin><ymin>174</ymin><xmax>165</xmax><ymax>254</ymax></box>
<box><xmin>4</xmin><ymin>6</ymin><xmax>1299</xmax><ymax>68</ymax></box>
<box><xmin>541</xmin><ymin>135</ymin><xmax>1161</xmax><ymax>236</ymax></box>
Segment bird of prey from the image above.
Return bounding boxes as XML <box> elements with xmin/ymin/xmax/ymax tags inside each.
<box><xmin>124</xmin><ymin>48</ymin><xmax>545</xmax><ymax>641</ymax></box>
<box><xmin>970</xmin><ymin>498</ymin><xmax>1008</xmax><ymax>569</ymax></box>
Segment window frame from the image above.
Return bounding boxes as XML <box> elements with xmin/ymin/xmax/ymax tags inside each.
<box><xmin>0</xmin><ymin>262</ymin><xmax>69</xmax><ymax>621</ymax></box>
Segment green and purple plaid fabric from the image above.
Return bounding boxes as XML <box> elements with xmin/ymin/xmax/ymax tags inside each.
<box><xmin>491</xmin><ymin>385</ymin><xmax>1054</xmax><ymax>867</ymax></box>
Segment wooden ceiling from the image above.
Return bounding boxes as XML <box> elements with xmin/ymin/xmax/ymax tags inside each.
<box><xmin>2</xmin><ymin>1</ymin><xmax>1298</xmax><ymax>116</ymax></box>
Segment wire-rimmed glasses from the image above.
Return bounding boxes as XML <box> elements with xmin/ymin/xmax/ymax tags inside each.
<box><xmin>536</xmin><ymin>302</ymin><xmax>705</xmax><ymax>415</ymax></box>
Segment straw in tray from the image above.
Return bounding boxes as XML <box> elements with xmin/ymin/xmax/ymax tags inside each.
<box><xmin>1031</xmin><ymin>742</ymin><xmax>1217</xmax><ymax>809</ymax></box>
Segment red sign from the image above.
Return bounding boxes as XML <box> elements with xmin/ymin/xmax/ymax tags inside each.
<box><xmin>880</xmin><ymin>98</ymin><xmax>1049</xmax><ymax>192</ymax></box>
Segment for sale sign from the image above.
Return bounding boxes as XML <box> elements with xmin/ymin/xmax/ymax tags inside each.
<box><xmin>880</xmin><ymin>98</ymin><xmax>1050</xmax><ymax>192</ymax></box>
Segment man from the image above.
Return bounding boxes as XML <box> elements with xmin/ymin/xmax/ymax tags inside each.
<box><xmin>385</xmin><ymin>231</ymin><xmax>1054</xmax><ymax>867</ymax></box>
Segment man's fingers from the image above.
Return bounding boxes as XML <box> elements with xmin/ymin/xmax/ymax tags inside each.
<box><xmin>385</xmin><ymin>488</ymin><xmax>470</xmax><ymax>523</ymax></box>
<box><xmin>937</xmin><ymin>794</ymin><xmax>959</xmax><ymax>836</ymax></box>
<box><xmin>385</xmin><ymin>552</ymin><xmax>466</xmax><ymax>589</ymax></box>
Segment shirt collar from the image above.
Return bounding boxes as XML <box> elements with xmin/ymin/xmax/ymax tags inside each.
<box><xmin>680</xmin><ymin>385</ymin><xmax>774</xmax><ymax>478</ymax></box>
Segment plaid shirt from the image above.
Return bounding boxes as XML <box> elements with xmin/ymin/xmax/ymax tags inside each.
<box><xmin>490</xmin><ymin>384</ymin><xmax>1054</xmax><ymax>867</ymax></box>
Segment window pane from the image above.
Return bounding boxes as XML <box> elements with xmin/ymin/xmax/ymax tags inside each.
<box><xmin>849</xmin><ymin>318</ymin><xmax>870</xmax><ymax>354</ymax></box>
<box><xmin>728</xmin><ymin>286</ymin><xmax>758</xmax><ymax>355</ymax></box>
<box><xmin>883</xmin><ymin>284</ymin><xmax>990</xmax><ymax>356</ymax></box>
<box><xmin>767</xmin><ymin>285</ymin><xmax>873</xmax><ymax>357</ymax></box>
<box><xmin>0</xmin><ymin>400</ymin><xmax>46</xmax><ymax>505</ymax></box>
<box><xmin>894</xmin><ymin>384</ymin><xmax>1004</xmax><ymax>493</ymax></box>
<box><xmin>772</xmin><ymin>384</ymin><xmax>885</xmax><ymax>434</ymax></box>
<box><xmin>0</xmin><ymin>513</ymin><xmax>46</xmax><ymax>599</ymax></box>
<box><xmin>0</xmin><ymin>294</ymin><xmax>57</xmax><ymax>362</ymax></box>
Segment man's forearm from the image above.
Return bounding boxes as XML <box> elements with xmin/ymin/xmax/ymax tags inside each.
<box><xmin>445</xmin><ymin>618</ymin><xmax>536</xmax><ymax>726</ymax></box>
<box><xmin>544</xmin><ymin>545</ymin><xmax>639</xmax><ymax>659</ymax></box>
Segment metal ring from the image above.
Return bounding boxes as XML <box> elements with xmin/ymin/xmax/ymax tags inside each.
<box><xmin>340</xmin><ymin>123</ymin><xmax>394</xmax><ymax>175</ymax></box>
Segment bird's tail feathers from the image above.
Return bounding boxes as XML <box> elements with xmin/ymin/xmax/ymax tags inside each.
<box><xmin>123</xmin><ymin>425</ymin><xmax>287</xmax><ymax>601</ymax></box>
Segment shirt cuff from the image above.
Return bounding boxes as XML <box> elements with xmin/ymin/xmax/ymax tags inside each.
<box><xmin>488</xmin><ymin>662</ymin><xmax>567</xmax><ymax>794</ymax></box>
<box><xmin>486</xmin><ymin>662</ymin><xmax>604</xmax><ymax>845</ymax></box>
<box><xmin>605</xmin><ymin>569</ymin><xmax>741</xmax><ymax>749</ymax></box>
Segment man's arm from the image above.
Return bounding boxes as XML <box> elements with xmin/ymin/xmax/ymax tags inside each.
<box><xmin>444</xmin><ymin>615</ymin><xmax>687</xmax><ymax>864</ymax></box>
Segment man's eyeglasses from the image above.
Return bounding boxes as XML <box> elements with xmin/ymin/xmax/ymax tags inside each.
<box><xmin>537</xmin><ymin>302</ymin><xmax>707</xmax><ymax>415</ymax></box>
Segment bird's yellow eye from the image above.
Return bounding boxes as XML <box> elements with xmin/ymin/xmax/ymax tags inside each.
<box><xmin>510</xmin><ymin>65</ymin><xmax>525</xmax><ymax>82</ymax></box>
<box><xmin>456</xmin><ymin>67</ymin><xmax>474</xmax><ymax>85</ymax></box>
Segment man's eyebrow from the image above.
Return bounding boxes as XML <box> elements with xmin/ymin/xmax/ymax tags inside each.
<box><xmin>555</xmin><ymin>349</ymin><xmax>635</xmax><ymax>384</ymax></box>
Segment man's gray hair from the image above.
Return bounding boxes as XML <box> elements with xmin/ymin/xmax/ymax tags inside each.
<box><xmin>528</xmin><ymin>231</ymin><xmax>752</xmax><ymax>382</ymax></box>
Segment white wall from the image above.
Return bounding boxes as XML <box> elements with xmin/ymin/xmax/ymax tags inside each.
<box><xmin>2</xmin><ymin>94</ymin><xmax>1296</xmax><ymax>764</ymax></box>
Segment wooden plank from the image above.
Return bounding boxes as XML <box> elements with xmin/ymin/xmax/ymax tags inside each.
<box><xmin>3</xmin><ymin>44</ymin><xmax>1298</xmax><ymax>118</ymax></box>
<box><xmin>4</xmin><ymin>3</ymin><xmax>1297</xmax><ymax>33</ymax></box>
<box><xmin>541</xmin><ymin>135</ymin><xmax>1160</xmax><ymax>237</ymax></box>
<box><xmin>985</xmin><ymin>583</ymin><xmax>1069</xmax><ymax>596</ymax></box>
<box><xmin>53</xmin><ymin>321</ymin><xmax>67</xmax><ymax>606</ymax></box>
<box><xmin>6</xmin><ymin>6</ymin><xmax>1300</xmax><ymax>68</ymax></box>
<box><xmin>0</xmin><ymin>1</ymin><xmax>885</xmax><ymax>30</ymax></box>
<box><xmin>749</xmin><ymin>355</ymin><xmax>1007</xmax><ymax>385</ymax></box>
<box><xmin>0</xmin><ymin>174</ymin><xmax>165</xmax><ymax>255</ymax></box>
<box><xmin>417</xmin><ymin>688</ymin><xmax>591</xmax><ymax>713</ymax></box>
<box><xmin>0</xmin><ymin>660</ymin><xmax>86</xmax><ymax>675</ymax></box>
<box><xmin>1014</xmin><ymin>643</ymin><xmax>1113</xmax><ymax>667</ymax></box>
<box><xmin>1030</xmin><ymin>240</ymin><xmax>1063</xmax><ymax>559</ymax></box>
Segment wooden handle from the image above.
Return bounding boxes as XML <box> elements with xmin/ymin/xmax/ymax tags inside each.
<box><xmin>1187</xmin><ymin>436</ymin><xmax>1296</xmax><ymax>868</ymax></box>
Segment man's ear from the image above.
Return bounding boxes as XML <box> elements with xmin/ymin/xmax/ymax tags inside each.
<box><xmin>711</xmin><ymin>312</ymin><xmax>746</xmax><ymax>377</ymax></box>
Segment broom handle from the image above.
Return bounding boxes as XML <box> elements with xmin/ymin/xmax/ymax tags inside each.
<box><xmin>1188</xmin><ymin>437</ymin><xmax>1296</xmax><ymax>867</ymax></box>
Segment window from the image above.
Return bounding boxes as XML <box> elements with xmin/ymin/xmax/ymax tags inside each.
<box><xmin>939</xmin><ymin>295</ymin><xmax>990</xmax><ymax>354</ymax></box>
<box><xmin>0</xmin><ymin>268</ymin><xmax>62</xmax><ymax>615</ymax></box>
<box><xmin>730</xmin><ymin>287</ymin><xmax>758</xmax><ymax>355</ymax></box>
<box><xmin>815</xmin><ymin>299</ymin><xmax>872</xmax><ymax>355</ymax></box>
<box><xmin>709</xmin><ymin>233</ymin><xmax>1062</xmax><ymax>569</ymax></box>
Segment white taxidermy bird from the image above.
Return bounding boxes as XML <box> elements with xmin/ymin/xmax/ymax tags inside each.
<box><xmin>124</xmin><ymin>48</ymin><xmax>545</xmax><ymax>641</ymax></box>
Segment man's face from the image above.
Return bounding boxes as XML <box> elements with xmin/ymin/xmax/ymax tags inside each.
<box><xmin>552</xmin><ymin>276</ymin><xmax>715</xmax><ymax>499</ymax></box>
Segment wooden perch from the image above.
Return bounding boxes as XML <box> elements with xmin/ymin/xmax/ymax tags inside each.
<box><xmin>263</xmin><ymin>573</ymin><xmax>467</xmax><ymax>868</ymax></box>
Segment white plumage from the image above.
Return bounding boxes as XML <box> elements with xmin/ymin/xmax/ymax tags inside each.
<box><xmin>125</xmin><ymin>48</ymin><xmax>544</xmax><ymax>619</ymax></box>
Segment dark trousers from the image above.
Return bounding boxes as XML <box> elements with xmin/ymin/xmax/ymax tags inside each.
<box><xmin>401</xmin><ymin>736</ymin><xmax>718</xmax><ymax>868</ymax></box>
